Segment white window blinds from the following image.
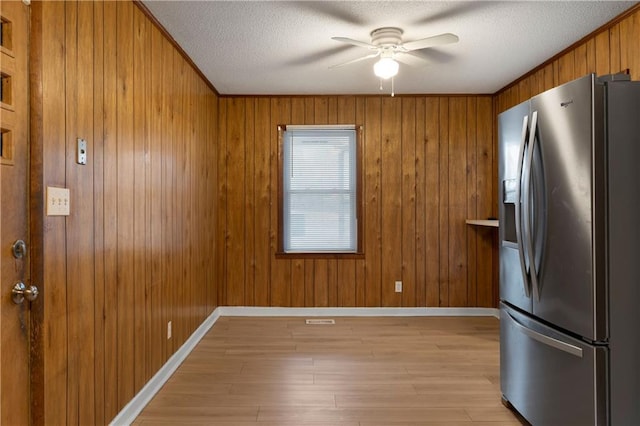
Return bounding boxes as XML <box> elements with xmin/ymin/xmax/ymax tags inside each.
<box><xmin>282</xmin><ymin>128</ymin><xmax>357</xmax><ymax>253</ymax></box>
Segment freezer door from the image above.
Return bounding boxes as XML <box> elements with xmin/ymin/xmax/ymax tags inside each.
<box><xmin>606</xmin><ymin>81</ymin><xmax>640</xmax><ymax>425</ymax></box>
<box><xmin>529</xmin><ymin>74</ymin><xmax>606</xmax><ymax>341</ymax></box>
<box><xmin>498</xmin><ymin>101</ymin><xmax>532</xmax><ymax>313</ymax></box>
<box><xmin>500</xmin><ymin>304</ymin><xmax>608</xmax><ymax>426</ymax></box>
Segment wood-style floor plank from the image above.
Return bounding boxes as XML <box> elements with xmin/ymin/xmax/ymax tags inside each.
<box><xmin>134</xmin><ymin>316</ymin><xmax>525</xmax><ymax>425</ymax></box>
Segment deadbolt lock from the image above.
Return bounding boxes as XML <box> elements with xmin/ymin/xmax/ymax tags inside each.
<box><xmin>12</xmin><ymin>240</ymin><xmax>27</xmax><ymax>259</ymax></box>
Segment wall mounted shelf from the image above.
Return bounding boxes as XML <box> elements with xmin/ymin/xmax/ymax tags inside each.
<box><xmin>465</xmin><ymin>219</ymin><xmax>499</xmax><ymax>228</ymax></box>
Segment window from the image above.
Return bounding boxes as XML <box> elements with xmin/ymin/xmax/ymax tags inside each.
<box><xmin>278</xmin><ymin>125</ymin><xmax>363</xmax><ymax>256</ymax></box>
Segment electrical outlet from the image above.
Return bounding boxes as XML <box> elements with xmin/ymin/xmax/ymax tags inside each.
<box><xmin>395</xmin><ymin>281</ymin><xmax>402</xmax><ymax>293</ymax></box>
<box><xmin>167</xmin><ymin>321</ymin><xmax>172</xmax><ymax>339</ymax></box>
<box><xmin>46</xmin><ymin>186</ymin><xmax>71</xmax><ymax>216</ymax></box>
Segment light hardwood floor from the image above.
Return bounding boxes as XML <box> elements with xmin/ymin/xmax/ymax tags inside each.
<box><xmin>133</xmin><ymin>316</ymin><xmax>526</xmax><ymax>425</ymax></box>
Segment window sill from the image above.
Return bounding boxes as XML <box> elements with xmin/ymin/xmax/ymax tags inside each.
<box><xmin>275</xmin><ymin>252</ymin><xmax>365</xmax><ymax>260</ymax></box>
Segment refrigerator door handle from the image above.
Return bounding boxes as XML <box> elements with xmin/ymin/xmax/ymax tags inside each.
<box><xmin>506</xmin><ymin>311</ymin><xmax>583</xmax><ymax>358</ymax></box>
<box><xmin>524</xmin><ymin>110</ymin><xmax>541</xmax><ymax>301</ymax></box>
<box><xmin>515</xmin><ymin>115</ymin><xmax>531</xmax><ymax>297</ymax></box>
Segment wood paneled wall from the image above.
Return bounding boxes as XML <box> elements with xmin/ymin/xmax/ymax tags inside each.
<box><xmin>32</xmin><ymin>1</ymin><xmax>218</xmax><ymax>424</ymax></box>
<box><xmin>217</xmin><ymin>96</ymin><xmax>497</xmax><ymax>309</ymax></box>
<box><xmin>496</xmin><ymin>6</ymin><xmax>640</xmax><ymax>112</ymax></box>
<box><xmin>27</xmin><ymin>1</ymin><xmax>640</xmax><ymax>425</ymax></box>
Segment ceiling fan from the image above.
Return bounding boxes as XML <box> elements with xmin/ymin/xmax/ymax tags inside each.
<box><xmin>330</xmin><ymin>27</ymin><xmax>459</xmax><ymax>95</ymax></box>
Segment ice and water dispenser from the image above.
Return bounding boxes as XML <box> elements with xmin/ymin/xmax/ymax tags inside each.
<box><xmin>502</xmin><ymin>178</ymin><xmax>518</xmax><ymax>247</ymax></box>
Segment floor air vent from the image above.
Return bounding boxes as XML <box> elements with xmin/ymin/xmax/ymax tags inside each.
<box><xmin>305</xmin><ymin>319</ymin><xmax>335</xmax><ymax>325</ymax></box>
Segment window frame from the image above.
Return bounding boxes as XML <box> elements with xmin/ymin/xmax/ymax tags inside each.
<box><xmin>277</xmin><ymin>124</ymin><xmax>364</xmax><ymax>259</ymax></box>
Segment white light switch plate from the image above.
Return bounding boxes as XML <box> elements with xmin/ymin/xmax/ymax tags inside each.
<box><xmin>46</xmin><ymin>186</ymin><xmax>70</xmax><ymax>216</ymax></box>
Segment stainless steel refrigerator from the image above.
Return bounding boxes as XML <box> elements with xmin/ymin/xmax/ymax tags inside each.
<box><xmin>498</xmin><ymin>73</ymin><xmax>640</xmax><ymax>425</ymax></box>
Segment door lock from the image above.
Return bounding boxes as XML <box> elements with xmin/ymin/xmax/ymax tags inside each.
<box><xmin>12</xmin><ymin>282</ymin><xmax>39</xmax><ymax>304</ymax></box>
<box><xmin>11</xmin><ymin>240</ymin><xmax>27</xmax><ymax>259</ymax></box>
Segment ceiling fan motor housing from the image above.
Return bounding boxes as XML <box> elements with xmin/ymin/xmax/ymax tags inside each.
<box><xmin>370</xmin><ymin>27</ymin><xmax>404</xmax><ymax>47</ymax></box>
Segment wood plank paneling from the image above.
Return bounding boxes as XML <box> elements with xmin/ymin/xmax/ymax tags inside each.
<box><xmin>161</xmin><ymin>37</ymin><xmax>175</xmax><ymax>361</ymax></box>
<box><xmin>148</xmin><ymin>22</ymin><xmax>164</xmax><ymax>378</ymax></box>
<box><xmin>380</xmin><ymin>97</ymin><xmax>402</xmax><ymax>307</ymax></box>
<box><xmin>217</xmin><ymin>95</ymin><xmax>228</xmax><ymax>307</ymax></box>
<box><xmin>574</xmin><ymin>43</ymin><xmax>588</xmax><ymax>77</ymax></box>
<box><xmin>364</xmin><ymin>97</ymin><xmax>382</xmax><ymax>307</ymax></box>
<box><xmin>173</xmin><ymin>47</ymin><xmax>185</xmax><ymax>347</ymax></box>
<box><xmin>32</xmin><ymin>3</ymin><xmax>640</xmax><ymax>425</ymax></box>
<box><xmin>502</xmin><ymin>6</ymin><xmax>640</xmax><ymax>113</ymax></box>
<box><xmin>465</xmin><ymin>98</ymin><xmax>478</xmax><ymax>307</ymax></box>
<box><xmin>41</xmin><ymin>2</ymin><xmax>68</xmax><ymax>423</ymax></box>
<box><xmin>401</xmin><ymin>97</ymin><xmax>417</xmax><ymax>307</ymax></box>
<box><xmin>77</xmin><ymin>2</ymin><xmax>97</xmax><ymax>422</ymax></box>
<box><xmin>438</xmin><ymin>98</ymin><xmax>450</xmax><ymax>307</ymax></box>
<box><xmin>217</xmin><ymin>94</ymin><xmax>496</xmax><ymax>309</ymax></box>
<box><xmin>476</xmin><ymin>97</ymin><xmax>496</xmax><ymax>308</ymax></box>
<box><xmin>585</xmin><ymin>39</ymin><xmax>597</xmax><ymax>77</ymax></box>
<box><xmin>226</xmin><ymin>98</ymin><xmax>246</xmax><ymax>306</ymax></box>
<box><xmin>244</xmin><ymin>99</ymin><xmax>257</xmax><ymax>307</ymax></box>
<box><xmin>496</xmin><ymin>8</ymin><xmax>640</xmax><ymax>109</ymax></box>
<box><xmin>64</xmin><ymin>2</ymin><xmax>81</xmax><ymax>422</ymax></box>
<box><xmin>414</xmin><ymin>98</ymin><xmax>427</xmax><ymax>307</ymax></box>
<box><xmin>116</xmin><ymin>0</ymin><xmax>136</xmax><ymax>408</ymax></box>
<box><xmin>132</xmin><ymin>3</ymin><xmax>149</xmax><ymax>396</ymax></box>
<box><xmin>619</xmin><ymin>20</ymin><xmax>630</xmax><ymax>73</ymax></box>
<box><xmin>595</xmin><ymin>31</ymin><xmax>612</xmax><ymax>76</ymax></box>
<box><xmin>102</xmin><ymin>1</ymin><xmax>119</xmax><ymax>418</ymax></box>
<box><xmin>270</xmin><ymin>98</ymin><xmax>291</xmax><ymax>307</ymax></box>
<box><xmin>254</xmin><ymin>98</ymin><xmax>271</xmax><ymax>307</ymax></box>
<box><xmin>92</xmin><ymin>2</ymin><xmax>106</xmax><ymax>423</ymax></box>
<box><xmin>35</xmin><ymin>1</ymin><xmax>219</xmax><ymax>423</ymax></box>
<box><xmin>448</xmin><ymin>97</ymin><xmax>467</xmax><ymax>307</ymax></box>
<box><xmin>207</xmin><ymin>87</ymin><xmax>219</xmax><ymax>313</ymax></box>
<box><xmin>424</xmin><ymin>98</ymin><xmax>440</xmax><ymax>307</ymax></box>
<box><xmin>558</xmin><ymin>51</ymin><xmax>575</xmax><ymax>85</ymax></box>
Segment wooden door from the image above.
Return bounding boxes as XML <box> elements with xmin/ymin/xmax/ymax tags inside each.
<box><xmin>0</xmin><ymin>1</ymin><xmax>33</xmax><ymax>424</ymax></box>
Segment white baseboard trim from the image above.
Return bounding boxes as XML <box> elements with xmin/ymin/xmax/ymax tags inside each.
<box><xmin>110</xmin><ymin>305</ymin><xmax>498</xmax><ymax>425</ymax></box>
<box><xmin>109</xmin><ymin>308</ymin><xmax>222</xmax><ymax>426</ymax></box>
<box><xmin>218</xmin><ymin>306</ymin><xmax>500</xmax><ymax>319</ymax></box>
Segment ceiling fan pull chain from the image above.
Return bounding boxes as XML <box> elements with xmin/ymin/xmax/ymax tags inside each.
<box><xmin>391</xmin><ymin>77</ymin><xmax>395</xmax><ymax>97</ymax></box>
<box><xmin>379</xmin><ymin>78</ymin><xmax>383</xmax><ymax>91</ymax></box>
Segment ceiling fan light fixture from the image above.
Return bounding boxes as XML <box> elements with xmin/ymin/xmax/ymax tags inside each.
<box><xmin>373</xmin><ymin>57</ymin><xmax>399</xmax><ymax>79</ymax></box>
<box><xmin>331</xmin><ymin>26</ymin><xmax>458</xmax><ymax>93</ymax></box>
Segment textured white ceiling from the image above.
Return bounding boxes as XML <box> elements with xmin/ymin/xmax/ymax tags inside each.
<box><xmin>142</xmin><ymin>1</ymin><xmax>637</xmax><ymax>95</ymax></box>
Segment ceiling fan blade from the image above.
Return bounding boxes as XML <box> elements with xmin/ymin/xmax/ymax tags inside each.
<box><xmin>329</xmin><ymin>52</ymin><xmax>380</xmax><ymax>69</ymax></box>
<box><xmin>401</xmin><ymin>33</ymin><xmax>459</xmax><ymax>51</ymax></box>
<box><xmin>293</xmin><ymin>2</ymin><xmax>366</xmax><ymax>26</ymax></box>
<box><xmin>331</xmin><ymin>36</ymin><xmax>377</xmax><ymax>50</ymax></box>
<box><xmin>286</xmin><ymin>45</ymin><xmax>352</xmax><ymax>67</ymax></box>
<box><xmin>412</xmin><ymin>2</ymin><xmax>486</xmax><ymax>26</ymax></box>
<box><xmin>395</xmin><ymin>52</ymin><xmax>432</xmax><ymax>67</ymax></box>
